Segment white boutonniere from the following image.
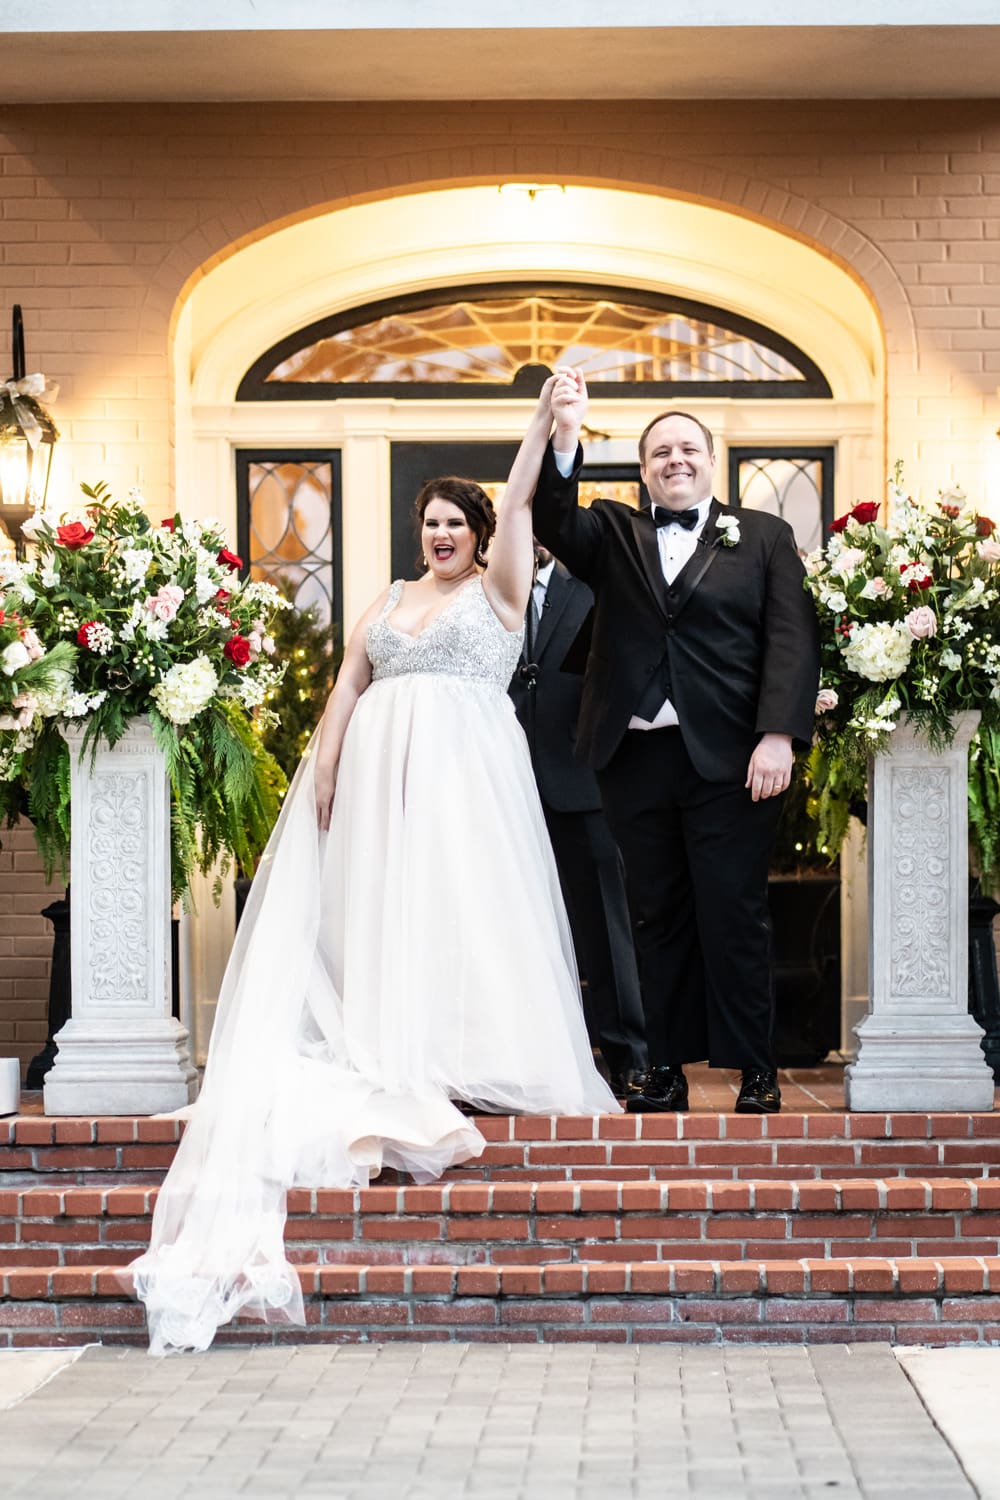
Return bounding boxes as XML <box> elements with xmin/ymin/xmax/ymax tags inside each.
<box><xmin>716</xmin><ymin>514</ymin><xmax>741</xmax><ymax>548</ymax></box>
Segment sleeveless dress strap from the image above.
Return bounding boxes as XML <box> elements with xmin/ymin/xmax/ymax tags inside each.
<box><xmin>382</xmin><ymin>579</ymin><xmax>405</xmax><ymax>614</ymax></box>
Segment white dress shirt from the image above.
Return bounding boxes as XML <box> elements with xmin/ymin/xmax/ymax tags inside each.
<box><xmin>532</xmin><ymin>558</ymin><xmax>555</xmax><ymax>622</ymax></box>
<box><xmin>552</xmin><ymin>447</ymin><xmax>712</xmax><ymax>730</ymax></box>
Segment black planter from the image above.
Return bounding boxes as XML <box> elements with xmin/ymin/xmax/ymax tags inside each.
<box><xmin>25</xmin><ymin>892</ymin><xmax>71</xmax><ymax>1090</ymax></box>
<box><xmin>768</xmin><ymin>875</ymin><xmax>842</xmax><ymax>1067</ymax></box>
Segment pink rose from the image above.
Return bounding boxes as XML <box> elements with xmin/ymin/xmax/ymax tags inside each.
<box><xmin>815</xmin><ymin>688</ymin><xmax>839</xmax><ymax>714</ymax></box>
<box><xmin>11</xmin><ymin>692</ymin><xmax>38</xmax><ymax>729</ymax></box>
<box><xmin>19</xmin><ymin>627</ymin><xmax>44</xmax><ymax>661</ymax></box>
<box><xmin>831</xmin><ymin>547</ymin><xmax>865</xmax><ymax>578</ymax></box>
<box><xmin>977</xmin><ymin>537</ymin><xmax>1000</xmax><ymax>563</ymax></box>
<box><xmin>247</xmin><ymin>630</ymin><xmax>263</xmax><ymax>659</ymax></box>
<box><xmin>905</xmin><ymin>605</ymin><xmax>937</xmax><ymax>640</ymax></box>
<box><xmin>145</xmin><ymin>584</ymin><xmax>185</xmax><ymax>623</ymax></box>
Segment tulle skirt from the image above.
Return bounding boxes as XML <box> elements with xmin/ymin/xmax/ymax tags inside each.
<box><xmin>130</xmin><ymin>673</ymin><xmax>618</xmax><ymax>1354</ymax></box>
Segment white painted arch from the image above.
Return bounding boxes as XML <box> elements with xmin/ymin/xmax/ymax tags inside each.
<box><xmin>182</xmin><ymin>185</ymin><xmax>880</xmax><ymax>410</ymax></box>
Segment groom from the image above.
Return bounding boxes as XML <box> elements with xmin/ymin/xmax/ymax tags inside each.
<box><xmin>531</xmin><ymin>370</ymin><xmax>820</xmax><ymax>1113</ymax></box>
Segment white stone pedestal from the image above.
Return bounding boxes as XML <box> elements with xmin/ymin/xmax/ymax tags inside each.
<box><xmin>846</xmin><ymin>711</ymin><xmax>995</xmax><ymax>1112</ymax></box>
<box><xmin>43</xmin><ymin>719</ymin><xmax>198</xmax><ymax>1116</ymax></box>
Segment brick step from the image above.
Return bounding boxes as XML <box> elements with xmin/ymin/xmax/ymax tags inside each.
<box><xmin>5</xmin><ymin>1178</ymin><xmax>1000</xmax><ymax>1269</ymax></box>
<box><xmin>3</xmin><ymin>1257</ymin><xmax>1000</xmax><ymax>1348</ymax></box>
<box><xmin>5</xmin><ymin>1111</ymin><xmax>1000</xmax><ymax>1183</ymax></box>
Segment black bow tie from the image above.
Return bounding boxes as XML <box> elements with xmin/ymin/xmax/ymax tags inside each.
<box><xmin>653</xmin><ymin>506</ymin><xmax>700</xmax><ymax>531</ymax></box>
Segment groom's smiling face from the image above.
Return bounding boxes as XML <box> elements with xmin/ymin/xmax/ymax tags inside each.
<box><xmin>640</xmin><ymin>415</ymin><xmax>715</xmax><ymax>512</ymax></box>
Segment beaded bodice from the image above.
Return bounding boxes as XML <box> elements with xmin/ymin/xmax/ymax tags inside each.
<box><xmin>367</xmin><ymin>577</ymin><xmax>524</xmax><ymax>688</ymax></box>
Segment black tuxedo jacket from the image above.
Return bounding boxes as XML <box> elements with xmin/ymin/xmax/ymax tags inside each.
<box><xmin>508</xmin><ymin>562</ymin><xmax>602</xmax><ymax>814</ymax></box>
<box><xmin>532</xmin><ymin>443</ymin><xmax>821</xmax><ymax>783</ymax></box>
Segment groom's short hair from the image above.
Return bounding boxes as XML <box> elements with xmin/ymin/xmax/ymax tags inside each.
<box><xmin>639</xmin><ymin>411</ymin><xmax>716</xmax><ymax>463</ymax></box>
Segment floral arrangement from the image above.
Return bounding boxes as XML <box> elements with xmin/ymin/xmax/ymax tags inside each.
<box><xmin>805</xmin><ymin>464</ymin><xmax>1000</xmax><ymax>887</ymax></box>
<box><xmin>0</xmin><ymin>483</ymin><xmax>291</xmax><ymax>901</ymax></box>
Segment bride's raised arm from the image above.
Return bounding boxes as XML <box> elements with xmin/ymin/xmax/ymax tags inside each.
<box><xmin>481</xmin><ymin>375</ymin><xmax>556</xmax><ymax>631</ymax></box>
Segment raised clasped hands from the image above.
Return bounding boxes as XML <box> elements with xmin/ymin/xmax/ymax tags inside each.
<box><xmin>745</xmin><ymin>733</ymin><xmax>793</xmax><ymax>803</ymax></box>
<box><xmin>550</xmin><ymin>365</ymin><xmax>588</xmax><ymax>445</ymax></box>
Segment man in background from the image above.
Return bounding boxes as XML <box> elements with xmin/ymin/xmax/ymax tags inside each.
<box><xmin>510</xmin><ymin>543</ymin><xmax>647</xmax><ymax>1098</ymax></box>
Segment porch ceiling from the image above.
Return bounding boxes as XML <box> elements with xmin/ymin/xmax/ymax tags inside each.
<box><xmin>3</xmin><ymin>26</ymin><xmax>1000</xmax><ymax>102</ymax></box>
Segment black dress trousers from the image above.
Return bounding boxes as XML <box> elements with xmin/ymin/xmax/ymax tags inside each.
<box><xmin>596</xmin><ymin>726</ymin><xmax>785</xmax><ymax>1071</ymax></box>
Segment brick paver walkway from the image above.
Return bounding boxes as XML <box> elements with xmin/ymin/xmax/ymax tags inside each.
<box><xmin>0</xmin><ymin>1343</ymin><xmax>976</xmax><ymax>1499</ymax></box>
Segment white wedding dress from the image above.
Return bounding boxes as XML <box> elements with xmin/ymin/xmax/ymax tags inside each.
<box><xmin>131</xmin><ymin>576</ymin><xmax>618</xmax><ymax>1354</ymax></box>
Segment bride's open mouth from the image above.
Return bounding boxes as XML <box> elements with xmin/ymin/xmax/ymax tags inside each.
<box><xmin>433</xmin><ymin>543</ymin><xmax>456</xmax><ymax>561</ymax></box>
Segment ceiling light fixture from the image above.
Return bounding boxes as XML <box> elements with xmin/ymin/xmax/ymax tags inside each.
<box><xmin>497</xmin><ymin>183</ymin><xmax>566</xmax><ymax>202</ymax></box>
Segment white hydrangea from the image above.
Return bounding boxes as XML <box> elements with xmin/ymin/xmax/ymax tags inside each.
<box><xmin>143</xmin><ymin>616</ymin><xmax>169</xmax><ymax>642</ymax></box>
<box><xmin>841</xmin><ymin>621</ymin><xmax>913</xmax><ymax>683</ymax></box>
<box><xmin>151</xmin><ymin>655</ymin><xmax>218</xmax><ymax>725</ymax></box>
<box><xmin>940</xmin><ymin>648</ymin><xmax>962</xmax><ymax>671</ymax></box>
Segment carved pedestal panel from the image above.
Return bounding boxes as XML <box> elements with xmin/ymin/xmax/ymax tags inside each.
<box><xmin>846</xmin><ymin>711</ymin><xmax>995</xmax><ymax>1112</ymax></box>
<box><xmin>43</xmin><ymin>719</ymin><xmax>198</xmax><ymax>1116</ymax></box>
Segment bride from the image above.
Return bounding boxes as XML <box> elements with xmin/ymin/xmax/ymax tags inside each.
<box><xmin>130</xmin><ymin>375</ymin><xmax>618</xmax><ymax>1355</ymax></box>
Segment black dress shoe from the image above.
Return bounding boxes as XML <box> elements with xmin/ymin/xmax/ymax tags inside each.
<box><xmin>608</xmin><ymin>1068</ymin><xmax>647</xmax><ymax>1102</ymax></box>
<box><xmin>735</xmin><ymin>1068</ymin><xmax>781</xmax><ymax>1114</ymax></box>
<box><xmin>625</xmin><ymin>1065</ymin><xmax>688</xmax><ymax>1113</ymax></box>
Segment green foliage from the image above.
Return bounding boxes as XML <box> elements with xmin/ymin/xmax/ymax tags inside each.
<box><xmin>770</xmin><ymin>752</ymin><xmax>841</xmax><ymax>876</ymax></box>
<box><xmin>257</xmin><ymin>598</ymin><xmax>340</xmax><ymax>782</ymax></box>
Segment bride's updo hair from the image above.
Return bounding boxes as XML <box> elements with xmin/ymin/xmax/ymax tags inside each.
<box><xmin>415</xmin><ymin>477</ymin><xmax>497</xmax><ymax>568</ymax></box>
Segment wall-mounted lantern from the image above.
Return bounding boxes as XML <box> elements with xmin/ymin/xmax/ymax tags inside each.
<box><xmin>0</xmin><ymin>305</ymin><xmax>59</xmax><ymax>555</ymax></box>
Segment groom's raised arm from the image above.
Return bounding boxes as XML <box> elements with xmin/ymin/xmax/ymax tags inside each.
<box><xmin>531</xmin><ymin>369</ymin><xmax>605</xmax><ymax>586</ymax></box>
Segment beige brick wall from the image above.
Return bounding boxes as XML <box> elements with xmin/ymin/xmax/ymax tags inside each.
<box><xmin>1</xmin><ymin>98</ymin><xmax>999</xmax><ymax>1076</ymax></box>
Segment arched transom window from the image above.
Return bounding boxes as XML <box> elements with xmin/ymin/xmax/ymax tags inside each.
<box><xmin>238</xmin><ymin>283</ymin><xmax>831</xmax><ymax>400</ymax></box>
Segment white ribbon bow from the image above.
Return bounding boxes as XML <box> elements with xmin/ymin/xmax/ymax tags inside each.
<box><xmin>0</xmin><ymin>373</ymin><xmax>59</xmax><ymax>450</ymax></box>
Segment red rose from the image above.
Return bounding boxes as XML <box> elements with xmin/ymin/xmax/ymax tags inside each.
<box><xmin>224</xmin><ymin>634</ymin><xmax>252</xmax><ymax>668</ymax></box>
<box><xmin>850</xmin><ymin>502</ymin><xmax>880</xmax><ymax>525</ymax></box>
<box><xmin>56</xmin><ymin>521</ymin><xmax>95</xmax><ymax>550</ymax></box>
<box><xmin>217</xmin><ymin>549</ymin><xmax>243</xmax><ymax>572</ymax></box>
<box><xmin>830</xmin><ymin>514</ymin><xmax>850</xmax><ymax>534</ymax></box>
<box><xmin>161</xmin><ymin>517</ymin><xmax>176</xmax><ymax>532</ymax></box>
<box><xmin>977</xmin><ymin>514</ymin><xmax>996</xmax><ymax>537</ymax></box>
<box><xmin>214</xmin><ymin>589</ymin><xmax>230</xmax><ymax>602</ymax></box>
<box><xmin>76</xmin><ymin>622</ymin><xmax>97</xmax><ymax>648</ymax></box>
